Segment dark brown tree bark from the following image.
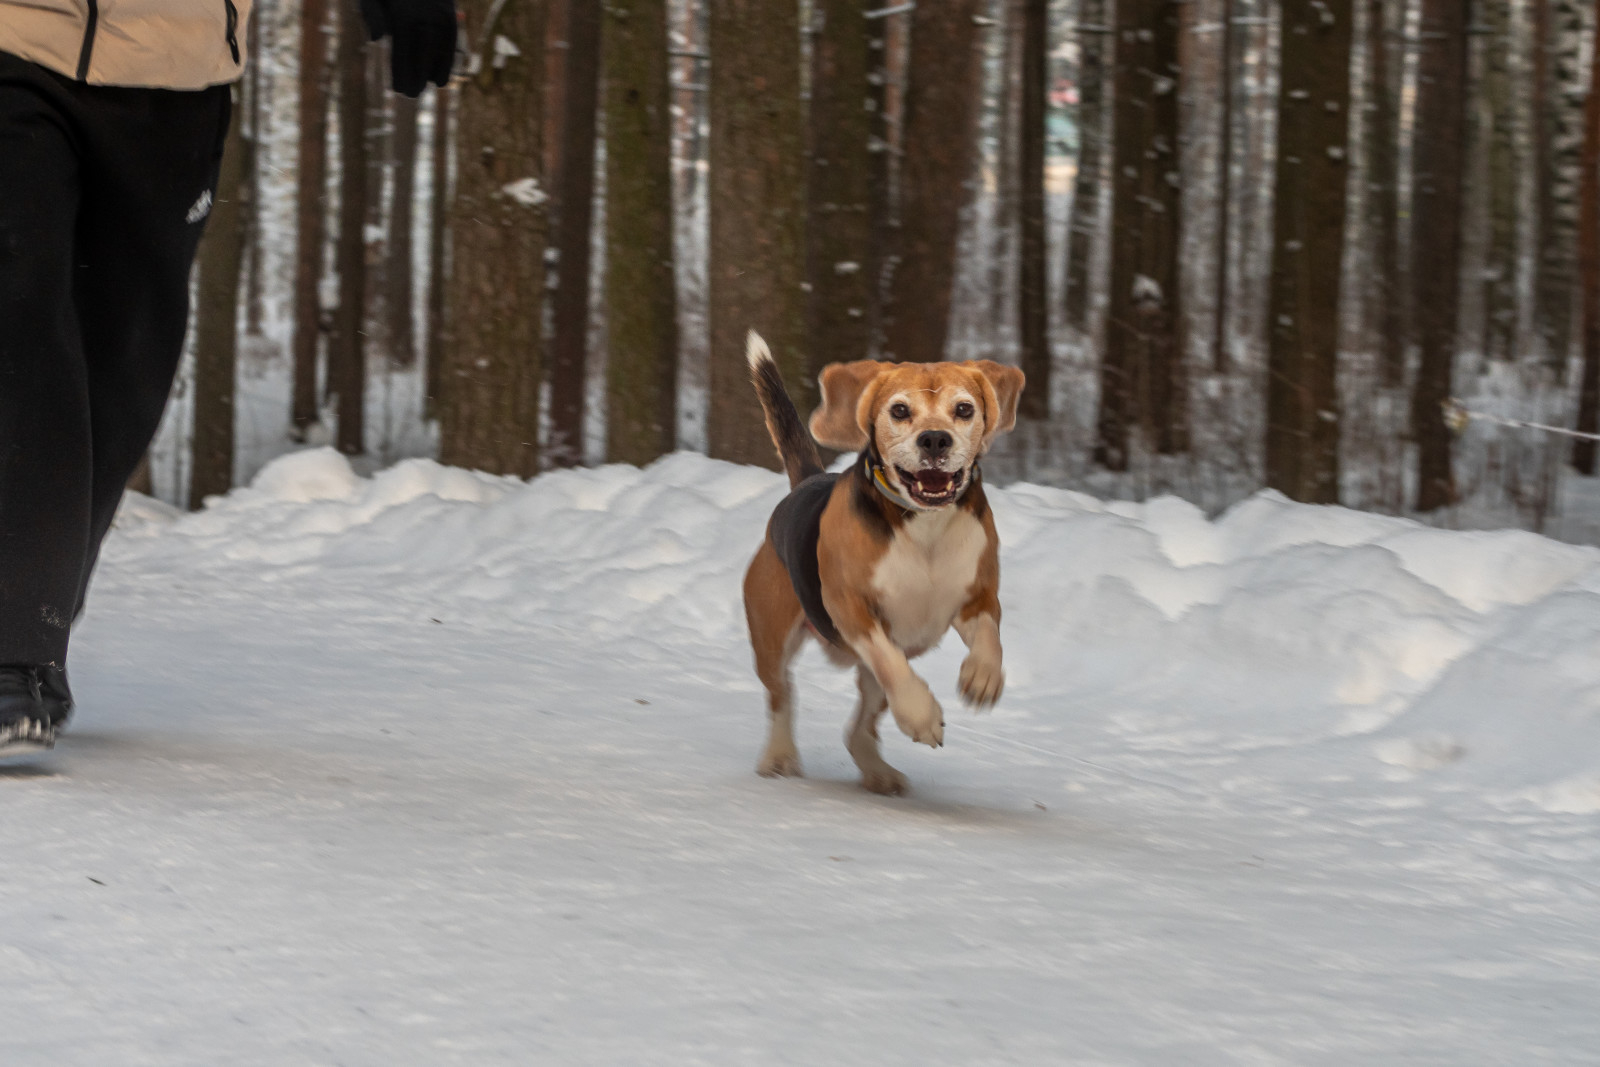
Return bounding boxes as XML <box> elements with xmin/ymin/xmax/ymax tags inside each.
<box><xmin>425</xmin><ymin>84</ymin><xmax>452</xmax><ymax>417</ymax></box>
<box><xmin>244</xmin><ymin>1</ymin><xmax>267</xmax><ymax>338</ymax></box>
<box><xmin>1064</xmin><ymin>0</ymin><xmax>1107</xmax><ymax>335</ymax></box>
<box><xmin>332</xmin><ymin>0</ymin><xmax>369</xmax><ymax>456</ymax></box>
<box><xmin>1571</xmin><ymin>19</ymin><xmax>1600</xmax><ymax>472</ymax></box>
<box><xmin>1263</xmin><ymin>0</ymin><xmax>1355</xmax><ymax>504</ymax></box>
<box><xmin>1210</xmin><ymin>0</ymin><xmax>1237</xmax><ymax>371</ymax></box>
<box><xmin>191</xmin><ymin>97</ymin><xmax>249</xmax><ymax>507</ymax></box>
<box><xmin>1409</xmin><ymin>0</ymin><xmax>1471</xmax><ymax>511</ymax></box>
<box><xmin>1017</xmin><ymin>0</ymin><xmax>1049</xmax><ymax>418</ymax></box>
<box><xmin>707</xmin><ymin>0</ymin><xmax>807</xmax><ymax>466</ymax></box>
<box><xmin>988</xmin><ymin>0</ymin><xmax>1023</xmax><ymax>339</ymax></box>
<box><xmin>546</xmin><ymin>0</ymin><xmax>601</xmax><ymax>468</ymax></box>
<box><xmin>1366</xmin><ymin>0</ymin><xmax>1404</xmax><ymax>384</ymax></box>
<box><xmin>292</xmin><ymin>0</ymin><xmax>333</xmax><ymax>436</ymax></box>
<box><xmin>1097</xmin><ymin>0</ymin><xmax>1185</xmax><ymax>470</ymax></box>
<box><xmin>439</xmin><ymin>0</ymin><xmax>549</xmax><ymax>475</ymax></box>
<box><xmin>386</xmin><ymin>93</ymin><xmax>420</xmax><ymax>367</ymax></box>
<box><xmin>808</xmin><ymin>0</ymin><xmax>878</xmax><ymax>372</ymax></box>
<box><xmin>881</xmin><ymin>0</ymin><xmax>984</xmax><ymax>363</ymax></box>
<box><xmin>604</xmin><ymin>0</ymin><xmax>679</xmax><ymax>465</ymax></box>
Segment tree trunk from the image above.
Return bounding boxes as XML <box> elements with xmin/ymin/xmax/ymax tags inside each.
<box><xmin>707</xmin><ymin>0</ymin><xmax>807</xmax><ymax>466</ymax></box>
<box><xmin>244</xmin><ymin>0</ymin><xmax>267</xmax><ymax>337</ymax></box>
<box><xmin>881</xmin><ymin>0</ymin><xmax>984</xmax><ymax>363</ymax></box>
<box><xmin>1366</xmin><ymin>0</ymin><xmax>1404</xmax><ymax>384</ymax></box>
<box><xmin>292</xmin><ymin>0</ymin><xmax>332</xmax><ymax>436</ymax></box>
<box><xmin>191</xmin><ymin>97</ymin><xmax>248</xmax><ymax>507</ymax></box>
<box><xmin>439</xmin><ymin>0</ymin><xmax>549</xmax><ymax>476</ymax></box>
<box><xmin>387</xmin><ymin>93</ymin><xmax>420</xmax><ymax>367</ymax></box>
<box><xmin>1017</xmin><ymin>0</ymin><xmax>1049</xmax><ymax>417</ymax></box>
<box><xmin>332</xmin><ymin>0</ymin><xmax>369</xmax><ymax>456</ymax></box>
<box><xmin>1263</xmin><ymin>0</ymin><xmax>1355</xmax><ymax>504</ymax></box>
<box><xmin>1097</xmin><ymin>0</ymin><xmax>1185</xmax><ymax>470</ymax></box>
<box><xmin>424</xmin><ymin>84</ymin><xmax>452</xmax><ymax>417</ymax></box>
<box><xmin>1535</xmin><ymin>0</ymin><xmax>1583</xmax><ymax>374</ymax></box>
<box><xmin>808</xmin><ymin>0</ymin><xmax>879</xmax><ymax>373</ymax></box>
<box><xmin>1064</xmin><ymin>0</ymin><xmax>1107</xmax><ymax>336</ymax></box>
<box><xmin>1571</xmin><ymin>17</ymin><xmax>1600</xmax><ymax>473</ymax></box>
<box><xmin>988</xmin><ymin>0</ymin><xmax>1023</xmax><ymax>341</ymax></box>
<box><xmin>1410</xmin><ymin>0</ymin><xmax>1471</xmax><ymax>511</ymax></box>
<box><xmin>546</xmin><ymin>0</ymin><xmax>601</xmax><ymax>468</ymax></box>
<box><xmin>1210</xmin><ymin>0</ymin><xmax>1237</xmax><ymax>371</ymax></box>
<box><xmin>604</xmin><ymin>0</ymin><xmax>679</xmax><ymax>465</ymax></box>
<box><xmin>1478</xmin><ymin>0</ymin><xmax>1517</xmax><ymax>365</ymax></box>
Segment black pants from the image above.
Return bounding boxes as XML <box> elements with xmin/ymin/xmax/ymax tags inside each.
<box><xmin>0</xmin><ymin>52</ymin><xmax>231</xmax><ymax>666</ymax></box>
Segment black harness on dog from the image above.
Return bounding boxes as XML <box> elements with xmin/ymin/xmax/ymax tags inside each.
<box><xmin>769</xmin><ymin>453</ymin><xmax>981</xmax><ymax>650</ymax></box>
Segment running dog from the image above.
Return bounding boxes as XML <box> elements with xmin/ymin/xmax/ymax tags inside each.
<box><xmin>741</xmin><ymin>332</ymin><xmax>1025</xmax><ymax>794</ymax></box>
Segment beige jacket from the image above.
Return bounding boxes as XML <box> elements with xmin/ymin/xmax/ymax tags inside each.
<box><xmin>0</xmin><ymin>0</ymin><xmax>252</xmax><ymax>89</ymax></box>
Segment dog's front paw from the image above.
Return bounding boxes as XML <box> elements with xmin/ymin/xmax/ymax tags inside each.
<box><xmin>890</xmin><ymin>679</ymin><xmax>944</xmax><ymax>748</ymax></box>
<box><xmin>757</xmin><ymin>748</ymin><xmax>804</xmax><ymax>778</ymax></box>
<box><xmin>959</xmin><ymin>653</ymin><xmax>1004</xmax><ymax>709</ymax></box>
<box><xmin>860</xmin><ymin>763</ymin><xmax>909</xmax><ymax>796</ymax></box>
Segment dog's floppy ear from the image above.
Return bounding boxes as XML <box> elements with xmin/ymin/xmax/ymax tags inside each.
<box><xmin>963</xmin><ymin>361</ymin><xmax>1026</xmax><ymax>448</ymax></box>
<box><xmin>810</xmin><ymin>360</ymin><xmax>886</xmax><ymax>450</ymax></box>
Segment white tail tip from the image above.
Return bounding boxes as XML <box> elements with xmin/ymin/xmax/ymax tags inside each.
<box><xmin>746</xmin><ymin>330</ymin><xmax>773</xmax><ymax>370</ymax></box>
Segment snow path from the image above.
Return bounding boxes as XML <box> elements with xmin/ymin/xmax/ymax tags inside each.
<box><xmin>5</xmin><ymin>450</ymin><xmax>1600</xmax><ymax>1064</ymax></box>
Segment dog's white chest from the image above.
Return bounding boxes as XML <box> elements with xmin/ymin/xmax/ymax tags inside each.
<box><xmin>870</xmin><ymin>508</ymin><xmax>987</xmax><ymax>655</ymax></box>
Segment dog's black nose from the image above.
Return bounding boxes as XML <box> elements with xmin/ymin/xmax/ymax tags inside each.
<box><xmin>917</xmin><ymin>430</ymin><xmax>953</xmax><ymax>458</ymax></box>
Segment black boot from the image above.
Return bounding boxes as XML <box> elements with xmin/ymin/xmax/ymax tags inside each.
<box><xmin>0</xmin><ymin>666</ymin><xmax>57</xmax><ymax>757</ymax></box>
<box><xmin>37</xmin><ymin>664</ymin><xmax>74</xmax><ymax>727</ymax></box>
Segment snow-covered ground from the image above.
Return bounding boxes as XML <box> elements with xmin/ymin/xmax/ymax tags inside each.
<box><xmin>5</xmin><ymin>450</ymin><xmax>1600</xmax><ymax>1063</ymax></box>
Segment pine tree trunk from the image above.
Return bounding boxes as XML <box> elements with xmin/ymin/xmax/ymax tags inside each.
<box><xmin>882</xmin><ymin>0</ymin><xmax>984</xmax><ymax>363</ymax></box>
<box><xmin>1017</xmin><ymin>0</ymin><xmax>1050</xmax><ymax>417</ymax></box>
<box><xmin>386</xmin><ymin>93</ymin><xmax>420</xmax><ymax>367</ymax></box>
<box><xmin>546</xmin><ymin>0</ymin><xmax>600</xmax><ymax>468</ymax></box>
<box><xmin>332</xmin><ymin>0</ymin><xmax>369</xmax><ymax>456</ymax></box>
<box><xmin>1410</xmin><ymin>0</ymin><xmax>1471</xmax><ymax>511</ymax></box>
<box><xmin>1210</xmin><ymin>0</ymin><xmax>1237</xmax><ymax>371</ymax></box>
<box><xmin>424</xmin><ymin>84</ymin><xmax>452</xmax><ymax>417</ymax></box>
<box><xmin>866</xmin><ymin>4</ymin><xmax>892</xmax><ymax>352</ymax></box>
<box><xmin>292</xmin><ymin>0</ymin><xmax>332</xmax><ymax>435</ymax></box>
<box><xmin>439</xmin><ymin>0</ymin><xmax>549</xmax><ymax>476</ymax></box>
<box><xmin>1535</xmin><ymin>0</ymin><xmax>1583</xmax><ymax>374</ymax></box>
<box><xmin>1263</xmin><ymin>0</ymin><xmax>1355</xmax><ymax>504</ymax></box>
<box><xmin>1097</xmin><ymin>0</ymin><xmax>1185</xmax><ymax>470</ymax></box>
<box><xmin>1064</xmin><ymin>0</ymin><xmax>1107</xmax><ymax>336</ymax></box>
<box><xmin>1367</xmin><ymin>0</ymin><xmax>1404</xmax><ymax>383</ymax></box>
<box><xmin>707</xmin><ymin>0</ymin><xmax>807</xmax><ymax>466</ymax></box>
<box><xmin>1478</xmin><ymin>0</ymin><xmax>1517</xmax><ymax>365</ymax></box>
<box><xmin>191</xmin><ymin>98</ymin><xmax>248</xmax><ymax>507</ymax></box>
<box><xmin>808</xmin><ymin>0</ymin><xmax>879</xmax><ymax>372</ymax></box>
<box><xmin>604</xmin><ymin>0</ymin><xmax>679</xmax><ymax>465</ymax></box>
<box><xmin>244</xmin><ymin>1</ymin><xmax>267</xmax><ymax>338</ymax></box>
<box><xmin>1571</xmin><ymin>18</ymin><xmax>1600</xmax><ymax>473</ymax></box>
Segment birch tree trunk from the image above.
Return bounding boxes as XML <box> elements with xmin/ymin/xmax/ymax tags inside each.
<box><xmin>1478</xmin><ymin>0</ymin><xmax>1517</xmax><ymax>365</ymax></box>
<box><xmin>1535</xmin><ymin>0</ymin><xmax>1584</xmax><ymax>374</ymax></box>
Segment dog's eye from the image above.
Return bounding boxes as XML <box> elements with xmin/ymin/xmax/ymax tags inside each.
<box><xmin>889</xmin><ymin>402</ymin><xmax>912</xmax><ymax>421</ymax></box>
<box><xmin>953</xmin><ymin>401</ymin><xmax>975</xmax><ymax>420</ymax></box>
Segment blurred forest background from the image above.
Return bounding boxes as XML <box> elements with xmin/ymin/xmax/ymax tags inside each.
<box><xmin>159</xmin><ymin>0</ymin><xmax>1600</xmax><ymax>542</ymax></box>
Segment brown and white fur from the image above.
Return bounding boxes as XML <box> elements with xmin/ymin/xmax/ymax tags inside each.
<box><xmin>741</xmin><ymin>332</ymin><xmax>1025</xmax><ymax>795</ymax></box>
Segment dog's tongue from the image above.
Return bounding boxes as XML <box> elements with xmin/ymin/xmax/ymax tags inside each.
<box><xmin>914</xmin><ymin>470</ymin><xmax>953</xmax><ymax>494</ymax></box>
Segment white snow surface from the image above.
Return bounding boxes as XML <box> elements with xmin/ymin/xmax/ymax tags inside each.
<box><xmin>6</xmin><ymin>450</ymin><xmax>1600</xmax><ymax>1063</ymax></box>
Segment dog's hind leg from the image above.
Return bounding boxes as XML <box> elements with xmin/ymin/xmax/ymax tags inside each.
<box><xmin>745</xmin><ymin>541</ymin><xmax>806</xmax><ymax>778</ymax></box>
<box><xmin>846</xmin><ymin>666</ymin><xmax>909</xmax><ymax>796</ymax></box>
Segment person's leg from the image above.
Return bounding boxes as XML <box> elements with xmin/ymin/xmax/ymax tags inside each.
<box><xmin>70</xmin><ymin>80</ymin><xmax>232</xmax><ymax>618</ymax></box>
<box><xmin>0</xmin><ymin>55</ymin><xmax>93</xmax><ymax>671</ymax></box>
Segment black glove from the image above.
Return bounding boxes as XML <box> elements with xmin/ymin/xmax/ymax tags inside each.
<box><xmin>359</xmin><ymin>0</ymin><xmax>457</xmax><ymax>97</ymax></box>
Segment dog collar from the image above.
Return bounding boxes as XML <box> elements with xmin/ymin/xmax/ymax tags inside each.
<box><xmin>863</xmin><ymin>452</ymin><xmax>977</xmax><ymax>512</ymax></box>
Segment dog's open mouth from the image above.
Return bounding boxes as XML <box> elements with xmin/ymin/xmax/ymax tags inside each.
<box><xmin>895</xmin><ymin>466</ymin><xmax>966</xmax><ymax>506</ymax></box>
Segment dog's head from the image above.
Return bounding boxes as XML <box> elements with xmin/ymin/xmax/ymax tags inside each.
<box><xmin>809</xmin><ymin>359</ymin><xmax>1026</xmax><ymax>509</ymax></box>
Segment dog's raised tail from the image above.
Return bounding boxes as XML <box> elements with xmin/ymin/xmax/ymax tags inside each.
<box><xmin>748</xmin><ymin>331</ymin><xmax>824</xmax><ymax>488</ymax></box>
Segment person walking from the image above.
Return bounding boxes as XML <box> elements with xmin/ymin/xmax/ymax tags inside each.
<box><xmin>0</xmin><ymin>0</ymin><xmax>456</xmax><ymax>757</ymax></box>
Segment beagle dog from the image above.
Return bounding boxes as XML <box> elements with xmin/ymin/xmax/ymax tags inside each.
<box><xmin>741</xmin><ymin>332</ymin><xmax>1025</xmax><ymax>795</ymax></box>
